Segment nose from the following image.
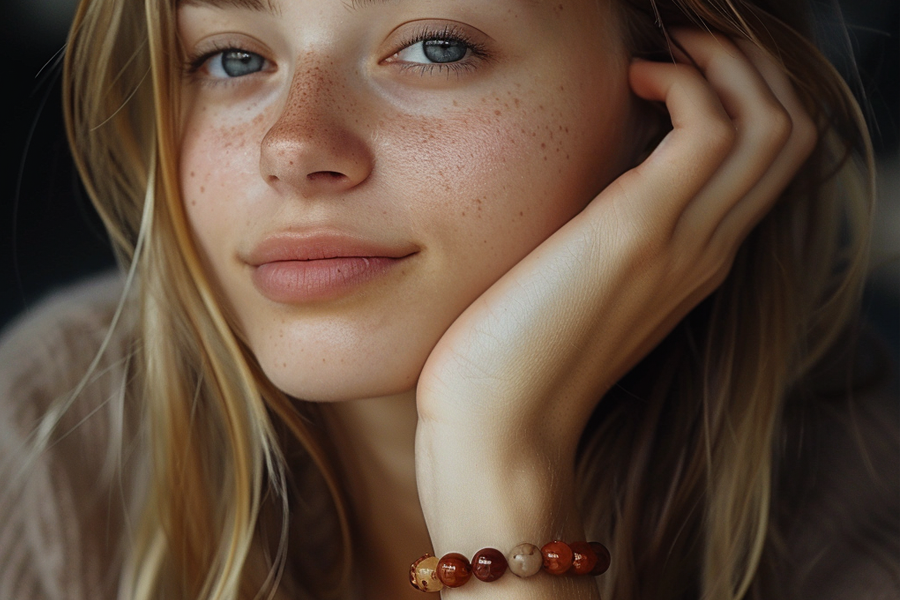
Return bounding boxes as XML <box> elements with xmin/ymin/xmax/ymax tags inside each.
<box><xmin>259</xmin><ymin>62</ymin><xmax>374</xmax><ymax>196</ymax></box>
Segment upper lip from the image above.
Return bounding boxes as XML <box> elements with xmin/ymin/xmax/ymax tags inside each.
<box><xmin>244</xmin><ymin>231</ymin><xmax>418</xmax><ymax>266</ymax></box>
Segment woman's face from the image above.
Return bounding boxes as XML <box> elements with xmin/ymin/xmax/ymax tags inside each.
<box><xmin>178</xmin><ymin>0</ymin><xmax>639</xmax><ymax>401</ymax></box>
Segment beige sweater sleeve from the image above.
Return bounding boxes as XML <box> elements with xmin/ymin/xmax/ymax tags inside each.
<box><xmin>0</xmin><ymin>273</ymin><xmax>143</xmax><ymax>600</ymax></box>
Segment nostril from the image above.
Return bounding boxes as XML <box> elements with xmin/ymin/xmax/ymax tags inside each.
<box><xmin>307</xmin><ymin>171</ymin><xmax>346</xmax><ymax>182</ymax></box>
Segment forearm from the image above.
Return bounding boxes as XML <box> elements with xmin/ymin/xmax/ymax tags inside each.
<box><xmin>415</xmin><ymin>425</ymin><xmax>601</xmax><ymax>599</ymax></box>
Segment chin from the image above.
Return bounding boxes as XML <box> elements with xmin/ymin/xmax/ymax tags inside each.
<box><xmin>258</xmin><ymin>356</ymin><xmax>422</xmax><ymax>403</ymax></box>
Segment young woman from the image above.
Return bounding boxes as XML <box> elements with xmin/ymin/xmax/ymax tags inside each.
<box><xmin>1</xmin><ymin>0</ymin><xmax>896</xmax><ymax>598</ymax></box>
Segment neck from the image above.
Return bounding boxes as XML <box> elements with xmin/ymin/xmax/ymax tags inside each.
<box><xmin>324</xmin><ymin>390</ymin><xmax>431</xmax><ymax>600</ymax></box>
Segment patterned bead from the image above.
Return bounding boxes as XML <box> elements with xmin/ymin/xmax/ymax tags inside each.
<box><xmin>410</xmin><ymin>555</ymin><xmax>444</xmax><ymax>592</ymax></box>
<box><xmin>541</xmin><ymin>540</ymin><xmax>574</xmax><ymax>575</ymax></box>
<box><xmin>472</xmin><ymin>547</ymin><xmax>508</xmax><ymax>582</ymax></box>
<box><xmin>588</xmin><ymin>542</ymin><xmax>611</xmax><ymax>575</ymax></box>
<box><xmin>437</xmin><ymin>552</ymin><xmax>472</xmax><ymax>588</ymax></box>
<box><xmin>507</xmin><ymin>542</ymin><xmax>543</xmax><ymax>578</ymax></box>
<box><xmin>568</xmin><ymin>541</ymin><xmax>598</xmax><ymax>575</ymax></box>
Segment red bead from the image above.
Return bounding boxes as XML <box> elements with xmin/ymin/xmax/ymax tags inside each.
<box><xmin>437</xmin><ymin>552</ymin><xmax>472</xmax><ymax>588</ymax></box>
<box><xmin>541</xmin><ymin>540</ymin><xmax>574</xmax><ymax>575</ymax></box>
<box><xmin>471</xmin><ymin>547</ymin><xmax>508</xmax><ymax>582</ymax></box>
<box><xmin>568</xmin><ymin>541</ymin><xmax>598</xmax><ymax>575</ymax></box>
<box><xmin>588</xmin><ymin>542</ymin><xmax>611</xmax><ymax>575</ymax></box>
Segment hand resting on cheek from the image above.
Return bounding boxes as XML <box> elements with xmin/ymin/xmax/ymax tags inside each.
<box><xmin>414</xmin><ymin>29</ymin><xmax>817</xmax><ymax>578</ymax></box>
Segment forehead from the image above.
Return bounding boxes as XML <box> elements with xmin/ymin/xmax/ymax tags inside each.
<box><xmin>177</xmin><ymin>0</ymin><xmax>545</xmax><ymax>12</ymax></box>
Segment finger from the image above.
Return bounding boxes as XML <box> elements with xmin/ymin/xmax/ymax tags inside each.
<box><xmin>716</xmin><ymin>39</ymin><xmax>818</xmax><ymax>242</ymax></box>
<box><xmin>668</xmin><ymin>30</ymin><xmax>793</xmax><ymax>236</ymax></box>
<box><xmin>595</xmin><ymin>59</ymin><xmax>735</xmax><ymax>240</ymax></box>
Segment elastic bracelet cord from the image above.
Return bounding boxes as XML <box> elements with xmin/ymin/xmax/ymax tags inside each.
<box><xmin>409</xmin><ymin>540</ymin><xmax>610</xmax><ymax>592</ymax></box>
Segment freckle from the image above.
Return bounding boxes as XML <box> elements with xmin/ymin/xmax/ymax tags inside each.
<box><xmin>539</xmin><ymin>105</ymin><xmax>545</xmax><ymax>111</ymax></box>
<box><xmin>282</xmin><ymin>362</ymin><xmax>287</xmax><ymax>367</ymax></box>
<box><xmin>519</xmin><ymin>211</ymin><xmax>524</xmax><ymax>216</ymax></box>
<box><xmin>200</xmin><ymin>186</ymin><xmax>205</xmax><ymax>193</ymax></box>
<box><xmin>559</xmin><ymin>85</ymin><xmax>565</xmax><ymax>91</ymax></box>
<box><xmin>190</xmin><ymin>171</ymin><xmax>195</xmax><ymax>177</ymax></box>
<box><xmin>453</xmin><ymin>100</ymin><xmax>458</xmax><ymax>106</ymax></box>
<box><xmin>461</xmin><ymin>211</ymin><xmax>466</xmax><ymax>216</ymax></box>
<box><xmin>190</xmin><ymin>200</ymin><xmax>196</xmax><ymax>206</ymax></box>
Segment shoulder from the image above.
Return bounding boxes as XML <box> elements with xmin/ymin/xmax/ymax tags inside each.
<box><xmin>0</xmin><ymin>272</ymin><xmax>144</xmax><ymax>600</ymax></box>
<box><xmin>777</xmin><ymin>335</ymin><xmax>900</xmax><ymax>599</ymax></box>
<box><xmin>0</xmin><ymin>272</ymin><xmax>131</xmax><ymax>400</ymax></box>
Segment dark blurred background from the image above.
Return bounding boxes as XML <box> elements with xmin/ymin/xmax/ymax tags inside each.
<box><xmin>1</xmin><ymin>0</ymin><xmax>897</xmax><ymax>350</ymax></box>
<box><xmin>2</xmin><ymin>0</ymin><xmax>117</xmax><ymax>329</ymax></box>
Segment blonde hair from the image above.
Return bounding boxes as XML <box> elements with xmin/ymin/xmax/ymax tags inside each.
<box><xmin>60</xmin><ymin>0</ymin><xmax>874</xmax><ymax>597</ymax></box>
<box><xmin>64</xmin><ymin>0</ymin><xmax>350</xmax><ymax>597</ymax></box>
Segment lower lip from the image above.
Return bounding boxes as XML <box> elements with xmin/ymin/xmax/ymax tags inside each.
<box><xmin>251</xmin><ymin>257</ymin><xmax>403</xmax><ymax>303</ymax></box>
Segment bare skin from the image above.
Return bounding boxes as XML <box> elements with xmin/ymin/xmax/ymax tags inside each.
<box><xmin>177</xmin><ymin>0</ymin><xmax>816</xmax><ymax>596</ymax></box>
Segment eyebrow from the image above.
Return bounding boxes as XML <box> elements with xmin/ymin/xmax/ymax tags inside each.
<box><xmin>345</xmin><ymin>0</ymin><xmax>401</xmax><ymax>8</ymax></box>
<box><xmin>178</xmin><ymin>0</ymin><xmax>281</xmax><ymax>15</ymax></box>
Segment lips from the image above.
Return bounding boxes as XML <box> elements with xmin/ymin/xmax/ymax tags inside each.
<box><xmin>245</xmin><ymin>232</ymin><xmax>417</xmax><ymax>303</ymax></box>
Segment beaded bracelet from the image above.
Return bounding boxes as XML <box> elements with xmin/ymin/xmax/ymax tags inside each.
<box><xmin>409</xmin><ymin>540</ymin><xmax>610</xmax><ymax>592</ymax></box>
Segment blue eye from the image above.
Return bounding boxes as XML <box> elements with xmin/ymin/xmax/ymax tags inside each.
<box><xmin>398</xmin><ymin>39</ymin><xmax>471</xmax><ymax>64</ymax></box>
<box><xmin>206</xmin><ymin>49</ymin><xmax>267</xmax><ymax>78</ymax></box>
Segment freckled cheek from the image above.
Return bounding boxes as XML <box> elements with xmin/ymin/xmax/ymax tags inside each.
<box><xmin>395</xmin><ymin>108</ymin><xmax>591</xmax><ymax>240</ymax></box>
<box><xmin>179</xmin><ymin>109</ymin><xmax>270</xmax><ymax>227</ymax></box>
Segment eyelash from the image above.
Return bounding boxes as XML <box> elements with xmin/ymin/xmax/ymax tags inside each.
<box><xmin>183</xmin><ymin>41</ymin><xmax>258</xmax><ymax>82</ymax></box>
<box><xmin>181</xmin><ymin>23</ymin><xmax>491</xmax><ymax>82</ymax></box>
<box><xmin>390</xmin><ymin>24</ymin><xmax>491</xmax><ymax>76</ymax></box>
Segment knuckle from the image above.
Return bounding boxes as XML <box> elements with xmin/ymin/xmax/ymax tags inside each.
<box><xmin>762</xmin><ymin>103</ymin><xmax>793</xmax><ymax>147</ymax></box>
<box><xmin>704</xmin><ymin>118</ymin><xmax>737</xmax><ymax>154</ymax></box>
<box><xmin>791</xmin><ymin>109</ymin><xmax>819</xmax><ymax>157</ymax></box>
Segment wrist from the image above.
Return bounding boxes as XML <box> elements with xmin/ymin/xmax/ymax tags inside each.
<box><xmin>414</xmin><ymin>424</ymin><xmax>584</xmax><ymax>556</ymax></box>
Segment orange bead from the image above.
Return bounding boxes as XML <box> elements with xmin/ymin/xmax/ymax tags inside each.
<box><xmin>588</xmin><ymin>542</ymin><xmax>611</xmax><ymax>575</ymax></box>
<box><xmin>472</xmin><ymin>547</ymin><xmax>508</xmax><ymax>582</ymax></box>
<box><xmin>568</xmin><ymin>541</ymin><xmax>598</xmax><ymax>575</ymax></box>
<box><xmin>541</xmin><ymin>540</ymin><xmax>574</xmax><ymax>575</ymax></box>
<box><xmin>437</xmin><ymin>552</ymin><xmax>472</xmax><ymax>588</ymax></box>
